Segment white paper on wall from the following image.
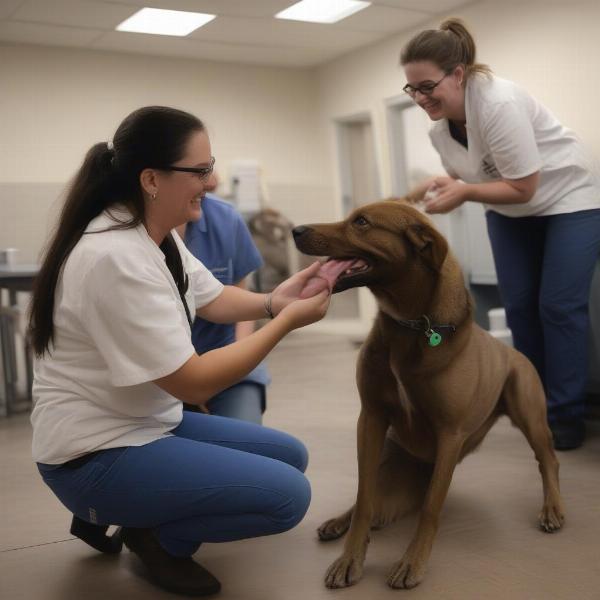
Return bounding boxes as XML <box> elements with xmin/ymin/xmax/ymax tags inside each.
<box><xmin>229</xmin><ymin>160</ymin><xmax>262</xmax><ymax>212</ymax></box>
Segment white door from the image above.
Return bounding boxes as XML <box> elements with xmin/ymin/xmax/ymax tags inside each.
<box><xmin>331</xmin><ymin>115</ymin><xmax>381</xmax><ymax>328</ymax></box>
<box><xmin>337</xmin><ymin>116</ymin><xmax>381</xmax><ymax>215</ymax></box>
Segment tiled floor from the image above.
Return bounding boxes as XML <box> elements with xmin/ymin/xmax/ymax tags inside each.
<box><xmin>1</xmin><ymin>331</ymin><xmax>599</xmax><ymax>600</ymax></box>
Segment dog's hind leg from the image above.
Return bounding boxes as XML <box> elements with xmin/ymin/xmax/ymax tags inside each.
<box><xmin>318</xmin><ymin>506</ymin><xmax>354</xmax><ymax>541</ymax></box>
<box><xmin>318</xmin><ymin>437</ymin><xmax>431</xmax><ymax>541</ymax></box>
<box><xmin>502</xmin><ymin>354</ymin><xmax>565</xmax><ymax>532</ymax></box>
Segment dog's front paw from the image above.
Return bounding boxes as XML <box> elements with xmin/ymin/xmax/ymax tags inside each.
<box><xmin>538</xmin><ymin>502</ymin><xmax>565</xmax><ymax>533</ymax></box>
<box><xmin>387</xmin><ymin>556</ymin><xmax>426</xmax><ymax>589</ymax></box>
<box><xmin>318</xmin><ymin>516</ymin><xmax>350</xmax><ymax>541</ymax></box>
<box><xmin>324</xmin><ymin>554</ymin><xmax>364</xmax><ymax>588</ymax></box>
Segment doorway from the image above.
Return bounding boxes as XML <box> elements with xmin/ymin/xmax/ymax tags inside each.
<box><xmin>329</xmin><ymin>113</ymin><xmax>382</xmax><ymax>328</ymax></box>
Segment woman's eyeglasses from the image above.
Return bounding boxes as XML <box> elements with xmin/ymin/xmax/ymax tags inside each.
<box><xmin>403</xmin><ymin>74</ymin><xmax>448</xmax><ymax>98</ymax></box>
<box><xmin>162</xmin><ymin>156</ymin><xmax>216</xmax><ymax>181</ymax></box>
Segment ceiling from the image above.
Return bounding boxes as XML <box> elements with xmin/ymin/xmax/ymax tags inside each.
<box><xmin>0</xmin><ymin>0</ymin><xmax>476</xmax><ymax>67</ymax></box>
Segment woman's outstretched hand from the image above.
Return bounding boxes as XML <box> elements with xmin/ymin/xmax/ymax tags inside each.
<box><xmin>279</xmin><ymin>289</ymin><xmax>331</xmax><ymax>330</ymax></box>
<box><xmin>268</xmin><ymin>261</ymin><xmax>331</xmax><ymax>329</ymax></box>
<box><xmin>423</xmin><ymin>177</ymin><xmax>467</xmax><ymax>214</ymax></box>
<box><xmin>270</xmin><ymin>261</ymin><xmax>329</xmax><ymax>314</ymax></box>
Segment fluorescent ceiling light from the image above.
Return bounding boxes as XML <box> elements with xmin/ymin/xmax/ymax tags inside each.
<box><xmin>276</xmin><ymin>0</ymin><xmax>371</xmax><ymax>24</ymax></box>
<box><xmin>116</xmin><ymin>7</ymin><xmax>215</xmax><ymax>37</ymax></box>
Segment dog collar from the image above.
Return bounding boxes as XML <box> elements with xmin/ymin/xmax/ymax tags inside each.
<box><xmin>393</xmin><ymin>314</ymin><xmax>456</xmax><ymax>347</ymax></box>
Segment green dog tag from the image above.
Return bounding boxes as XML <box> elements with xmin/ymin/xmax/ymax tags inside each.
<box><xmin>428</xmin><ymin>331</ymin><xmax>442</xmax><ymax>347</ymax></box>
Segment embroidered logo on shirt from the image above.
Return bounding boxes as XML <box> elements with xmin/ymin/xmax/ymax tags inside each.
<box><xmin>481</xmin><ymin>158</ymin><xmax>500</xmax><ymax>178</ymax></box>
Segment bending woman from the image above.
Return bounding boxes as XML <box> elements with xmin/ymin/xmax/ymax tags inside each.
<box><xmin>401</xmin><ymin>19</ymin><xmax>600</xmax><ymax>450</ymax></box>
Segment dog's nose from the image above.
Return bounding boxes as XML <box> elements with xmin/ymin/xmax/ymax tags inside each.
<box><xmin>292</xmin><ymin>226</ymin><xmax>310</xmax><ymax>239</ymax></box>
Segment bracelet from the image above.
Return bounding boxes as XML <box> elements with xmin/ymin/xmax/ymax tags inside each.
<box><xmin>264</xmin><ymin>293</ymin><xmax>275</xmax><ymax>319</ymax></box>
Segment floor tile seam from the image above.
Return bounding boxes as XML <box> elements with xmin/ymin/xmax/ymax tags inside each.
<box><xmin>0</xmin><ymin>537</ymin><xmax>76</xmax><ymax>553</ymax></box>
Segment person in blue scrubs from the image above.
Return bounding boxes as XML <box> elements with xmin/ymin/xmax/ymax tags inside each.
<box><xmin>179</xmin><ymin>192</ymin><xmax>270</xmax><ymax>424</ymax></box>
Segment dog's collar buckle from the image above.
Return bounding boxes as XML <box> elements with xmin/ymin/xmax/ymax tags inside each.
<box><xmin>394</xmin><ymin>314</ymin><xmax>456</xmax><ymax>347</ymax></box>
<box><xmin>426</xmin><ymin>330</ymin><xmax>443</xmax><ymax>347</ymax></box>
<box><xmin>422</xmin><ymin>315</ymin><xmax>441</xmax><ymax>347</ymax></box>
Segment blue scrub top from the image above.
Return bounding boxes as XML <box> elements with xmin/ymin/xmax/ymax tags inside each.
<box><xmin>184</xmin><ymin>195</ymin><xmax>270</xmax><ymax>388</ymax></box>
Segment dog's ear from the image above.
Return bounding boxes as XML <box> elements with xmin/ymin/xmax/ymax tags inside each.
<box><xmin>248</xmin><ymin>215</ymin><xmax>262</xmax><ymax>235</ymax></box>
<box><xmin>404</xmin><ymin>223</ymin><xmax>448</xmax><ymax>272</ymax></box>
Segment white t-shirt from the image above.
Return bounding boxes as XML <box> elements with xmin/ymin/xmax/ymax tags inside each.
<box><xmin>429</xmin><ymin>75</ymin><xmax>600</xmax><ymax>217</ymax></box>
<box><xmin>31</xmin><ymin>207</ymin><xmax>224</xmax><ymax>464</ymax></box>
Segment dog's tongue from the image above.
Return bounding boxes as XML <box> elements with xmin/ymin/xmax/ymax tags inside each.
<box><xmin>300</xmin><ymin>259</ymin><xmax>356</xmax><ymax>299</ymax></box>
<box><xmin>319</xmin><ymin>259</ymin><xmax>356</xmax><ymax>287</ymax></box>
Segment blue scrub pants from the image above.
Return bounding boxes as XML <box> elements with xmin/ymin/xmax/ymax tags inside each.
<box><xmin>38</xmin><ymin>412</ymin><xmax>310</xmax><ymax>557</ymax></box>
<box><xmin>486</xmin><ymin>208</ymin><xmax>600</xmax><ymax>425</ymax></box>
<box><xmin>207</xmin><ymin>381</ymin><xmax>264</xmax><ymax>424</ymax></box>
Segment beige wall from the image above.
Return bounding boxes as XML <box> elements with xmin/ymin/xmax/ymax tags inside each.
<box><xmin>0</xmin><ymin>43</ymin><xmax>334</xmax><ymax>262</ymax></box>
<box><xmin>4</xmin><ymin>0</ymin><xmax>600</xmax><ymax>263</ymax></box>
<box><xmin>316</xmin><ymin>0</ymin><xmax>600</xmax><ymax>208</ymax></box>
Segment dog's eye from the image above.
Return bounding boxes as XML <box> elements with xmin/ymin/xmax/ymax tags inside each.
<box><xmin>353</xmin><ymin>216</ymin><xmax>369</xmax><ymax>227</ymax></box>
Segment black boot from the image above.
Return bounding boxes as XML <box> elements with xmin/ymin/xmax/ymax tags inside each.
<box><xmin>550</xmin><ymin>419</ymin><xmax>585</xmax><ymax>451</ymax></box>
<box><xmin>121</xmin><ymin>527</ymin><xmax>221</xmax><ymax>597</ymax></box>
<box><xmin>70</xmin><ymin>515</ymin><xmax>123</xmax><ymax>554</ymax></box>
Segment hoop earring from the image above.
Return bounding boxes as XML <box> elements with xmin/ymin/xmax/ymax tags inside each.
<box><xmin>151</xmin><ymin>192</ymin><xmax>157</xmax><ymax>201</ymax></box>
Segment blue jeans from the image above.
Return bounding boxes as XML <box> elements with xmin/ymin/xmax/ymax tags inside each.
<box><xmin>38</xmin><ymin>412</ymin><xmax>310</xmax><ymax>557</ymax></box>
<box><xmin>207</xmin><ymin>382</ymin><xmax>265</xmax><ymax>424</ymax></box>
<box><xmin>486</xmin><ymin>208</ymin><xmax>600</xmax><ymax>424</ymax></box>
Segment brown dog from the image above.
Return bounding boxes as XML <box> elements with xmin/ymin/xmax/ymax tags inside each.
<box><xmin>293</xmin><ymin>200</ymin><xmax>564</xmax><ymax>590</ymax></box>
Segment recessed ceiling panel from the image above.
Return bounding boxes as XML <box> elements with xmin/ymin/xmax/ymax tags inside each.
<box><xmin>101</xmin><ymin>0</ymin><xmax>294</xmax><ymax>18</ymax></box>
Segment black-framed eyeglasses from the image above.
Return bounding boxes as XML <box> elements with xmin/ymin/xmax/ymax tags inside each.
<box><xmin>161</xmin><ymin>156</ymin><xmax>216</xmax><ymax>180</ymax></box>
<box><xmin>403</xmin><ymin>74</ymin><xmax>448</xmax><ymax>98</ymax></box>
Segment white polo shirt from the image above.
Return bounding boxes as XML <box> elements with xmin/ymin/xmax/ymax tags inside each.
<box><xmin>31</xmin><ymin>207</ymin><xmax>224</xmax><ymax>464</ymax></box>
<box><xmin>429</xmin><ymin>75</ymin><xmax>600</xmax><ymax>217</ymax></box>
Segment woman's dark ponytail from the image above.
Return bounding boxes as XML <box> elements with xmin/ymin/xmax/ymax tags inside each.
<box><xmin>29</xmin><ymin>142</ymin><xmax>118</xmax><ymax>356</ymax></box>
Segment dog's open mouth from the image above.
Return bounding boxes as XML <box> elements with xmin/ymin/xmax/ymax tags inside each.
<box><xmin>300</xmin><ymin>257</ymin><xmax>372</xmax><ymax>298</ymax></box>
<box><xmin>319</xmin><ymin>257</ymin><xmax>372</xmax><ymax>292</ymax></box>
<box><xmin>323</xmin><ymin>258</ymin><xmax>369</xmax><ymax>281</ymax></box>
